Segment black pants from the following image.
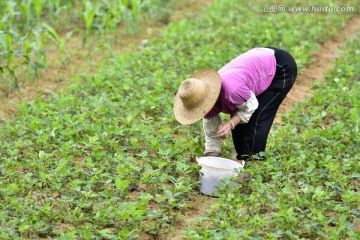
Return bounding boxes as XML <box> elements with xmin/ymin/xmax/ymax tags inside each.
<box><xmin>231</xmin><ymin>47</ymin><xmax>297</xmax><ymax>160</ymax></box>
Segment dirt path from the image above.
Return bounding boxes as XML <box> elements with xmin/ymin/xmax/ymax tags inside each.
<box><xmin>170</xmin><ymin>15</ymin><xmax>360</xmax><ymax>240</ymax></box>
<box><xmin>276</xmin><ymin>15</ymin><xmax>360</xmax><ymax>120</ymax></box>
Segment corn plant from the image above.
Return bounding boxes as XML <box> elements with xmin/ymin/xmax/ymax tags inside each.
<box><xmin>1</xmin><ymin>1</ymin><xmax>18</xmax><ymax>31</ymax></box>
<box><xmin>0</xmin><ymin>29</ymin><xmax>46</xmax><ymax>96</ymax></box>
<box><xmin>80</xmin><ymin>0</ymin><xmax>99</xmax><ymax>46</ymax></box>
<box><xmin>32</xmin><ymin>0</ymin><xmax>43</xmax><ymax>22</ymax></box>
<box><xmin>18</xmin><ymin>1</ymin><xmax>32</xmax><ymax>31</ymax></box>
<box><xmin>42</xmin><ymin>23</ymin><xmax>72</xmax><ymax>63</ymax></box>
<box><xmin>0</xmin><ymin>31</ymin><xmax>19</xmax><ymax>95</ymax></box>
<box><xmin>123</xmin><ymin>0</ymin><xmax>142</xmax><ymax>35</ymax></box>
<box><xmin>25</xmin><ymin>27</ymin><xmax>47</xmax><ymax>80</ymax></box>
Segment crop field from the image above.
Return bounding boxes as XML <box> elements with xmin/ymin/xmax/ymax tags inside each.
<box><xmin>0</xmin><ymin>0</ymin><xmax>359</xmax><ymax>239</ymax></box>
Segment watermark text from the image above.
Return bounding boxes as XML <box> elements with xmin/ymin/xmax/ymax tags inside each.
<box><xmin>261</xmin><ymin>5</ymin><xmax>356</xmax><ymax>13</ymax></box>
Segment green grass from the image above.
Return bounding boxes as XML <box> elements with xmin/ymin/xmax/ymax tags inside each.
<box><xmin>0</xmin><ymin>0</ymin><xmax>359</xmax><ymax>238</ymax></box>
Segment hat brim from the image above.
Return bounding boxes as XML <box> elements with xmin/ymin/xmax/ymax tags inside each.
<box><xmin>174</xmin><ymin>69</ymin><xmax>221</xmax><ymax>125</ymax></box>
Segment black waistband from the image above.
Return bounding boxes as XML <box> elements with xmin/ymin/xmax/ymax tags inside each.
<box><xmin>265</xmin><ymin>46</ymin><xmax>282</xmax><ymax>62</ymax></box>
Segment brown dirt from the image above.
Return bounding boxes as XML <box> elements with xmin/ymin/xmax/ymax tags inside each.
<box><xmin>169</xmin><ymin>194</ymin><xmax>216</xmax><ymax>239</ymax></box>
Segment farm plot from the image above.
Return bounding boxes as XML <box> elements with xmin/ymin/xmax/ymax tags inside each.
<box><xmin>0</xmin><ymin>0</ymin><xmax>359</xmax><ymax>239</ymax></box>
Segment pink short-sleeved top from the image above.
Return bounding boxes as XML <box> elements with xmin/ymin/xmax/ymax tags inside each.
<box><xmin>205</xmin><ymin>48</ymin><xmax>276</xmax><ymax>118</ymax></box>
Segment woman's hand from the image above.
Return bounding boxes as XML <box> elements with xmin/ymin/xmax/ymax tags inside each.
<box><xmin>217</xmin><ymin>122</ymin><xmax>233</xmax><ymax>139</ymax></box>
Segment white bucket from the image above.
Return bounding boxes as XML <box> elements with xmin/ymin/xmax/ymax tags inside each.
<box><xmin>197</xmin><ymin>156</ymin><xmax>244</xmax><ymax>196</ymax></box>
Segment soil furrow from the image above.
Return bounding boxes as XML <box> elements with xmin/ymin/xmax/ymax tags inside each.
<box><xmin>276</xmin><ymin>15</ymin><xmax>360</xmax><ymax>120</ymax></box>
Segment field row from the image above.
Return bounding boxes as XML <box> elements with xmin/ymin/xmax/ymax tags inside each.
<box><xmin>0</xmin><ymin>0</ymin><xmax>359</xmax><ymax>239</ymax></box>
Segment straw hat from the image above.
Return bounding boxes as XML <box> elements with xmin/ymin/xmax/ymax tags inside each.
<box><xmin>174</xmin><ymin>69</ymin><xmax>221</xmax><ymax>125</ymax></box>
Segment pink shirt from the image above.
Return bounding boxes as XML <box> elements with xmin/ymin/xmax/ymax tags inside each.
<box><xmin>206</xmin><ymin>48</ymin><xmax>276</xmax><ymax>118</ymax></box>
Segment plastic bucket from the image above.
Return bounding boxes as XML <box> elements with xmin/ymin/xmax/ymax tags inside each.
<box><xmin>197</xmin><ymin>156</ymin><xmax>244</xmax><ymax>196</ymax></box>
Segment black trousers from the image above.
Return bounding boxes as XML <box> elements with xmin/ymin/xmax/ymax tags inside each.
<box><xmin>231</xmin><ymin>47</ymin><xmax>297</xmax><ymax>160</ymax></box>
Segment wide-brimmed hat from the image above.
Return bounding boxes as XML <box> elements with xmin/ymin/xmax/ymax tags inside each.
<box><xmin>174</xmin><ymin>69</ymin><xmax>221</xmax><ymax>125</ymax></box>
